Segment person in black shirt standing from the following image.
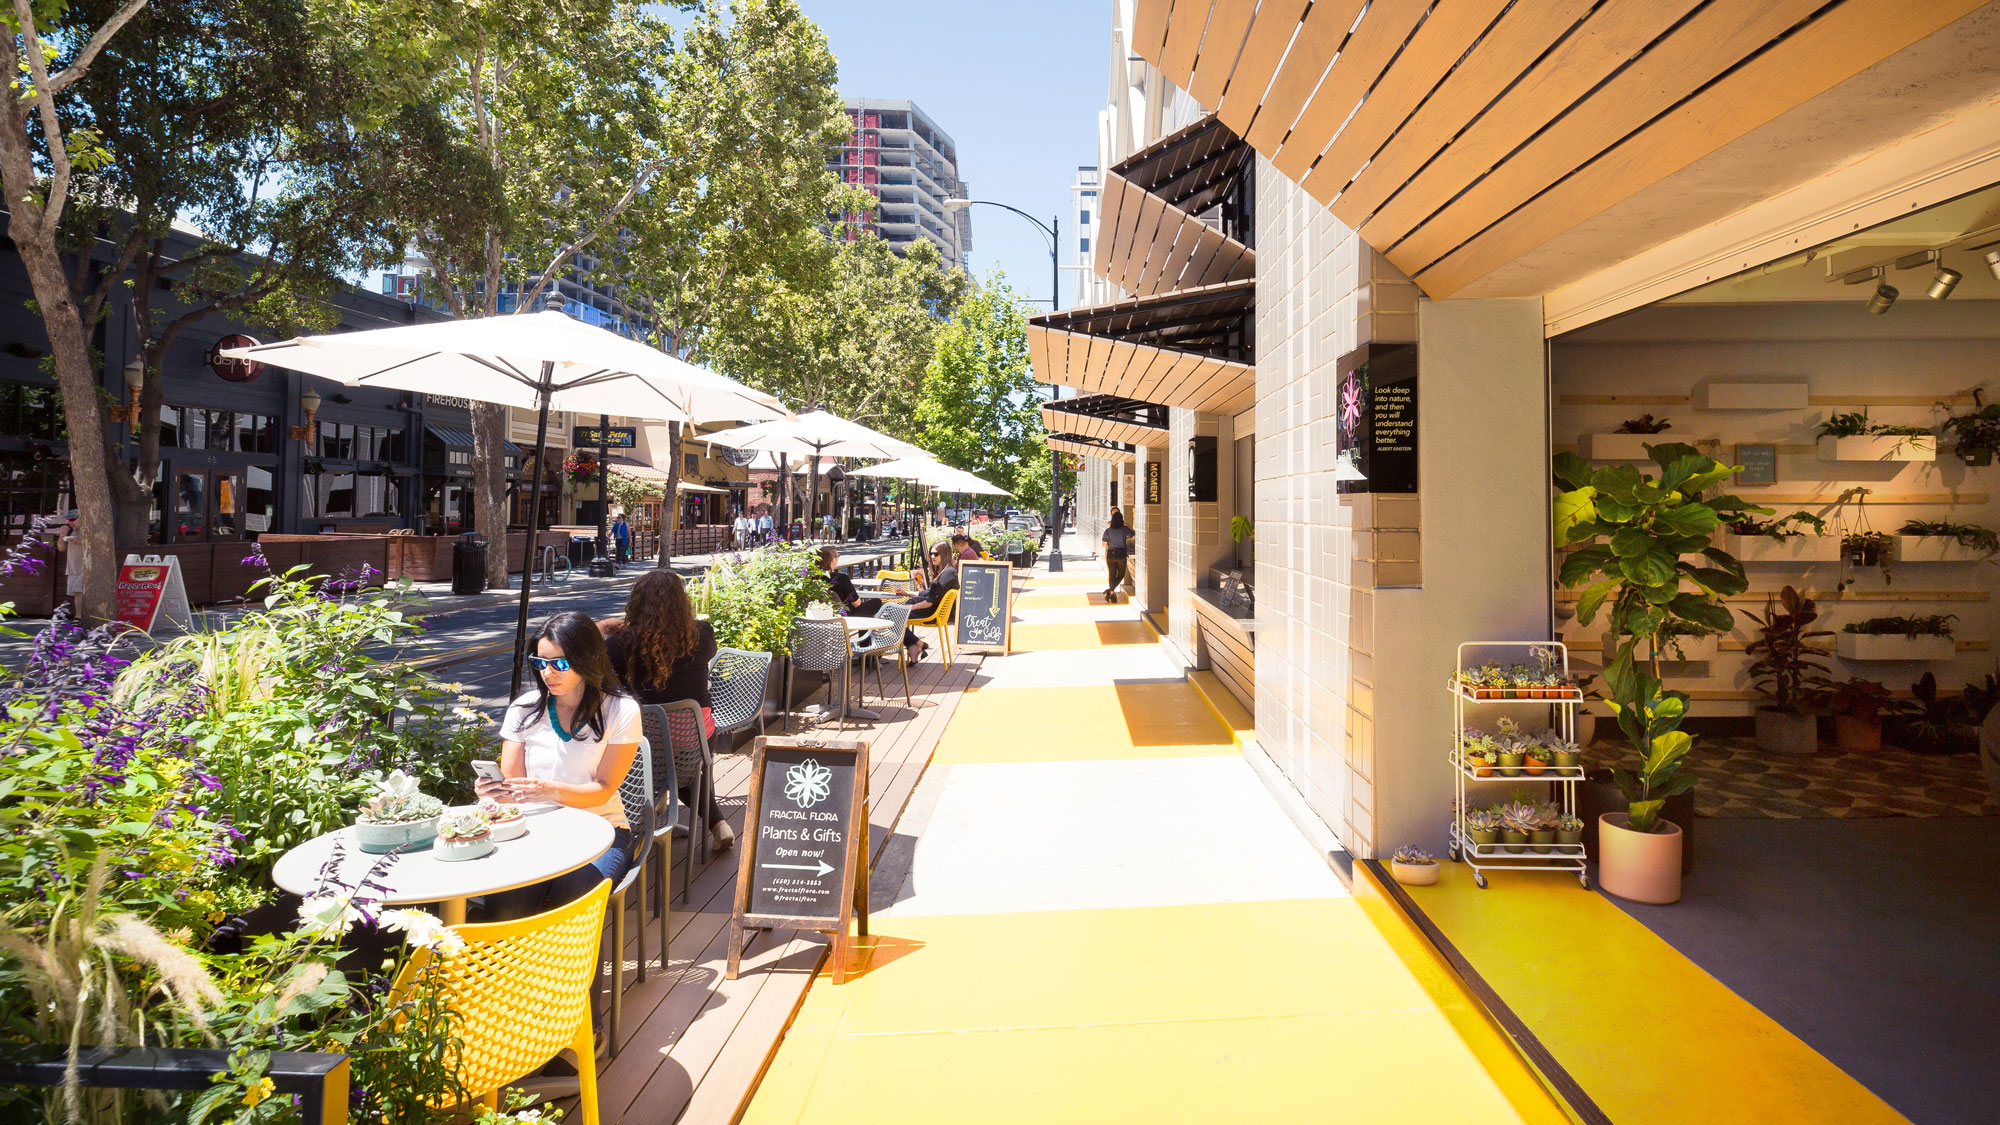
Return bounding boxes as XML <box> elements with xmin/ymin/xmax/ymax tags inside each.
<box><xmin>1101</xmin><ymin>510</ymin><xmax>1135</xmax><ymax>603</ymax></box>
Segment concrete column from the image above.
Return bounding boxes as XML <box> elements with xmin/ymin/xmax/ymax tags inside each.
<box><xmin>1135</xmin><ymin>445</ymin><xmax>1165</xmax><ymax>608</ymax></box>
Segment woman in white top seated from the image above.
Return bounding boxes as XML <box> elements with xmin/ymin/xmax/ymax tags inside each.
<box><xmin>478</xmin><ymin>610</ymin><xmax>642</xmax><ymax>921</ymax></box>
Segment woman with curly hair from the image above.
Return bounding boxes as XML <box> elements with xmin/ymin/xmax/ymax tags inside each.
<box><xmin>605</xmin><ymin>569</ymin><xmax>733</xmax><ymax>852</ymax></box>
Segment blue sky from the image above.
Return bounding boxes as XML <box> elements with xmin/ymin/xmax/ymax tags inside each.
<box><xmin>801</xmin><ymin>0</ymin><xmax>1108</xmax><ymax>309</ymax></box>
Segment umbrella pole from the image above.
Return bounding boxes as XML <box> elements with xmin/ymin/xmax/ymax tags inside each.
<box><xmin>510</xmin><ymin>364</ymin><xmax>556</xmax><ymax>699</ymax></box>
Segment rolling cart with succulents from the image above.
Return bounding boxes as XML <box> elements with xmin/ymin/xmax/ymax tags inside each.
<box><xmin>1448</xmin><ymin>641</ymin><xmax>1590</xmax><ymax>889</ymax></box>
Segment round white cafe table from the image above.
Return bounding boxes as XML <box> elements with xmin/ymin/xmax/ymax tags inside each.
<box><xmin>272</xmin><ymin>806</ymin><xmax>616</xmax><ymax>927</ymax></box>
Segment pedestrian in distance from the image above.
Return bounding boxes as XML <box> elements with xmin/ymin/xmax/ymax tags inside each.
<box><xmin>1102</xmin><ymin>510</ymin><xmax>1135</xmax><ymax>603</ymax></box>
<box><xmin>51</xmin><ymin>509</ymin><xmax>86</xmax><ymax>612</ymax></box>
<box><xmin>612</xmin><ymin>512</ymin><xmax>630</xmax><ymax>562</ymax></box>
<box><xmin>758</xmin><ymin>509</ymin><xmax>775</xmax><ymax>546</ymax></box>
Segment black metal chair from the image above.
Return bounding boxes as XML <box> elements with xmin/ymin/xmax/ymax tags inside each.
<box><xmin>709</xmin><ymin>646</ymin><xmax>772</xmax><ymax>743</ymax></box>
<box><xmin>785</xmin><ymin>617</ymin><xmax>855</xmax><ymax>734</ymax></box>
<box><xmin>605</xmin><ymin>741</ymin><xmax>656</xmax><ymax>1056</ymax></box>
<box><xmin>652</xmin><ymin>699</ymin><xmax>715</xmax><ymax>905</ymax></box>
<box><xmin>638</xmin><ymin>706</ymin><xmax>681</xmax><ymax>957</ymax></box>
<box><xmin>852</xmin><ymin>601</ymin><xmax>915</xmax><ymax>706</ymax></box>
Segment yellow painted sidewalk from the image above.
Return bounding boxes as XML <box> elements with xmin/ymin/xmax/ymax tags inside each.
<box><xmin>742</xmin><ymin>568</ymin><xmax>1569</xmax><ymax>1124</ymax></box>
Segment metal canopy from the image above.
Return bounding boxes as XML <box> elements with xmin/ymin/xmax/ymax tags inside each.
<box><xmin>1041</xmin><ymin>395</ymin><xmax>1170</xmax><ymax>449</ymax></box>
<box><xmin>1049</xmin><ymin>434</ymin><xmax>1138</xmax><ymax>463</ymax></box>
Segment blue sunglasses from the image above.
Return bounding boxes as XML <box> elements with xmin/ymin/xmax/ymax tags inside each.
<box><xmin>529</xmin><ymin>656</ymin><xmax>573</xmax><ymax>672</ymax></box>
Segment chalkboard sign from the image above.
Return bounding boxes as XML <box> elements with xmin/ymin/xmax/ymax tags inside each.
<box><xmin>729</xmin><ymin>736</ymin><xmax>870</xmax><ymax>983</ymax></box>
<box><xmin>1734</xmin><ymin>443</ymin><xmax>1778</xmax><ymax>486</ymax></box>
<box><xmin>953</xmin><ymin>559</ymin><xmax>1013</xmax><ymax>653</ymax></box>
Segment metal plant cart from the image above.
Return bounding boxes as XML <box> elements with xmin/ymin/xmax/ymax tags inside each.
<box><xmin>1448</xmin><ymin>641</ymin><xmax>1590</xmax><ymax>889</ymax></box>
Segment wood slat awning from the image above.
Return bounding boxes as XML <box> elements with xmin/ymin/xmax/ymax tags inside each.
<box><xmin>1112</xmin><ymin>112</ymin><xmax>1252</xmax><ymax>216</ymax></box>
<box><xmin>1028</xmin><ymin>279</ymin><xmax>1254</xmax><ymax>417</ymax></box>
<box><xmin>1094</xmin><ymin>170</ymin><xmax>1254</xmax><ymax>297</ymax></box>
<box><xmin>1131</xmin><ymin>0</ymin><xmax>1990</xmax><ymax>299</ymax></box>
<box><xmin>1049</xmin><ymin>434</ymin><xmax>1138</xmax><ymax>464</ymax></box>
<box><xmin>1042</xmin><ymin>395</ymin><xmax>1169</xmax><ymax>449</ymax></box>
<box><xmin>1035</xmin><ymin>278</ymin><xmax>1252</xmax><ymax>358</ymax></box>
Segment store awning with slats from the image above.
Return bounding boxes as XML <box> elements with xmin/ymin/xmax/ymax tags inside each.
<box><xmin>1029</xmin><ymin>279</ymin><xmax>1255</xmax><ymax>417</ymax></box>
<box><xmin>1041</xmin><ymin>394</ymin><xmax>1170</xmax><ymax>449</ymax></box>
<box><xmin>1128</xmin><ymin>0</ymin><xmax>1991</xmax><ymax>299</ymax></box>
<box><xmin>1094</xmin><ymin>114</ymin><xmax>1254</xmax><ymax>297</ymax></box>
<box><xmin>1049</xmin><ymin>434</ymin><xmax>1137</xmax><ymax>464</ymax></box>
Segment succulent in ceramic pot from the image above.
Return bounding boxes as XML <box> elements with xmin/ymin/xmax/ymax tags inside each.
<box><xmin>1464</xmin><ymin>808</ymin><xmax>1502</xmax><ymax>846</ymax></box>
<box><xmin>1390</xmin><ymin>845</ymin><xmax>1439</xmax><ymax>886</ymax></box>
<box><xmin>354</xmin><ymin>770</ymin><xmax>445</xmax><ymax>853</ymax></box>
<box><xmin>1556</xmin><ymin>813</ymin><xmax>1586</xmax><ymax>847</ymax></box>
<box><xmin>1498</xmin><ymin>800</ymin><xmax>1536</xmax><ymax>854</ymax></box>
<box><xmin>435</xmin><ymin>809</ymin><xmax>496</xmax><ymax>862</ymax></box>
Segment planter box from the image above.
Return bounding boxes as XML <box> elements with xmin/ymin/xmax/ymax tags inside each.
<box><xmin>1817</xmin><ymin>434</ymin><xmax>1935</xmax><ymax>462</ymax></box>
<box><xmin>1895</xmin><ymin>535</ymin><xmax>1992</xmax><ymax>562</ymax></box>
<box><xmin>1581</xmin><ymin>433</ymin><xmax>1673</xmax><ymax>460</ymax></box>
<box><xmin>1701</xmin><ymin>381</ymin><xmax>1809</xmax><ymax>410</ymax></box>
<box><xmin>1835</xmin><ymin>633</ymin><xmax>1955</xmax><ymax>661</ymax></box>
<box><xmin>1605</xmin><ymin>632</ymin><xmax>1719</xmax><ymax>662</ymax></box>
<box><xmin>1717</xmin><ymin>532</ymin><xmax>1841</xmax><ymax>563</ymax></box>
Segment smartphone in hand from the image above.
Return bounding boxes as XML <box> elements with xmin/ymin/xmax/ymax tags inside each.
<box><xmin>471</xmin><ymin>759</ymin><xmax>505</xmax><ymax>785</ymax></box>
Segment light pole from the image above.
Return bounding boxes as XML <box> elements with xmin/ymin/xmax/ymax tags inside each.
<box><xmin>943</xmin><ymin>197</ymin><xmax>1067</xmax><ymax>572</ymax></box>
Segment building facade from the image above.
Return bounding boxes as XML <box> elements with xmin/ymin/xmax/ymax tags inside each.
<box><xmin>831</xmin><ymin>97</ymin><xmax>972</xmax><ymax>268</ymax></box>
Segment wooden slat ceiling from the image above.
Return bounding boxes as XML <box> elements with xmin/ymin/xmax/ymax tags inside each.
<box><xmin>1112</xmin><ymin>113</ymin><xmax>1252</xmax><ymax>215</ymax></box>
<box><xmin>1028</xmin><ymin>323</ymin><xmax>1255</xmax><ymax>417</ymax></box>
<box><xmin>1034</xmin><ymin>277</ymin><xmax>1253</xmax><ymax>360</ymax></box>
<box><xmin>1049</xmin><ymin>435</ymin><xmax>1139</xmax><ymax>464</ymax></box>
<box><xmin>1093</xmin><ymin>170</ymin><xmax>1254</xmax><ymax>297</ymax></box>
<box><xmin>1041</xmin><ymin>400</ymin><xmax>1169</xmax><ymax>448</ymax></box>
<box><xmin>1134</xmin><ymin>0</ymin><xmax>1989</xmax><ymax>298</ymax></box>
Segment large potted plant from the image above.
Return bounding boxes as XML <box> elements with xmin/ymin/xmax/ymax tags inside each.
<box><xmin>1822</xmin><ymin>676</ymin><xmax>1890</xmax><ymax>752</ymax></box>
<box><xmin>1599</xmin><ymin>653</ymin><xmax>1697</xmax><ymax>903</ymax></box>
<box><xmin>1740</xmin><ymin>586</ymin><xmax>1834</xmax><ymax>755</ymax></box>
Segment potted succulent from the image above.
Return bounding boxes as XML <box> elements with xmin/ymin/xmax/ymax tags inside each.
<box><xmin>1529</xmin><ymin>803</ymin><xmax>1560</xmax><ymax>853</ymax></box>
<box><xmin>1522</xmin><ymin>742</ymin><xmax>1549</xmax><ymax>776</ymax></box>
<box><xmin>435</xmin><ymin>808</ymin><xmax>496</xmax><ymax>862</ymax></box>
<box><xmin>354</xmin><ymin>769</ymin><xmax>445</xmax><ymax>853</ymax></box>
<box><xmin>477</xmin><ymin>797</ymin><xmax>528</xmax><ymax>841</ymax></box>
<box><xmin>1464</xmin><ymin>808</ymin><xmax>1501</xmax><ymax>847</ymax></box>
<box><xmin>1474</xmin><ymin>662</ymin><xmax>1505</xmax><ymax>699</ymax></box>
<box><xmin>1741</xmin><ymin>586</ymin><xmax>1834</xmax><ymax>755</ymax></box>
<box><xmin>1494</xmin><ymin>718</ymin><xmax>1529</xmax><ymax>776</ymax></box>
<box><xmin>1543</xmin><ymin>733</ymin><xmax>1582</xmax><ymax>771</ymax></box>
<box><xmin>1390</xmin><ymin>845</ymin><xmax>1440</xmax><ymax>886</ymax></box>
<box><xmin>1497</xmin><ymin>800</ymin><xmax>1536</xmax><ymax>854</ymax></box>
<box><xmin>1821</xmin><ymin>676</ymin><xmax>1891</xmax><ymax>752</ymax></box>
<box><xmin>1556</xmin><ymin>813</ymin><xmax>1586</xmax><ymax>848</ymax></box>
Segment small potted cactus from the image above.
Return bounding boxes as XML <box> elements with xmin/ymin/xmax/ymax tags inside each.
<box><xmin>1530</xmin><ymin>803</ymin><xmax>1561</xmax><ymax>853</ymax></box>
<box><xmin>435</xmin><ymin>809</ymin><xmax>496</xmax><ymax>862</ymax></box>
<box><xmin>1464</xmin><ymin>808</ymin><xmax>1501</xmax><ymax>847</ymax></box>
<box><xmin>1391</xmin><ymin>845</ymin><xmax>1440</xmax><ymax>886</ymax></box>
<box><xmin>1556</xmin><ymin>813</ymin><xmax>1586</xmax><ymax>848</ymax></box>
<box><xmin>1475</xmin><ymin>662</ymin><xmax>1505</xmax><ymax>699</ymax></box>
<box><xmin>354</xmin><ymin>770</ymin><xmax>445</xmax><ymax>853</ymax></box>
<box><xmin>1498</xmin><ymin>800</ymin><xmax>1536</xmax><ymax>854</ymax></box>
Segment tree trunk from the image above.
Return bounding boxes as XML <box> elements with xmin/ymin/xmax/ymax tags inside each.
<box><xmin>660</xmin><ymin>421</ymin><xmax>680</xmax><ymax>567</ymax></box>
<box><xmin>472</xmin><ymin>401</ymin><xmax>511</xmax><ymax>586</ymax></box>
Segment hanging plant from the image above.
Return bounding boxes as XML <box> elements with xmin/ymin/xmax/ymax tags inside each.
<box><xmin>563</xmin><ymin>451</ymin><xmax>599</xmax><ymax>484</ymax></box>
<box><xmin>1939</xmin><ymin>390</ymin><xmax>2000</xmax><ymax>466</ymax></box>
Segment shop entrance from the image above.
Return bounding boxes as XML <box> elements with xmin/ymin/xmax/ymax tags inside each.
<box><xmin>167</xmin><ymin>466</ymin><xmax>273</xmax><ymax>541</ymax></box>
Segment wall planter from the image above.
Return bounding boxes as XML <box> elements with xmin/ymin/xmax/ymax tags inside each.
<box><xmin>1603</xmin><ymin>632</ymin><xmax>1720</xmax><ymax>663</ymax></box>
<box><xmin>1835</xmin><ymin>633</ymin><xmax>1955</xmax><ymax>661</ymax></box>
<box><xmin>1582</xmin><ymin>433</ymin><xmax>1673</xmax><ymax>460</ymax></box>
<box><xmin>1700</xmin><ymin>381</ymin><xmax>1809</xmax><ymax>410</ymax></box>
<box><xmin>1598</xmin><ymin>813</ymin><xmax>1683</xmax><ymax>904</ymax></box>
<box><xmin>1717</xmin><ymin>532</ymin><xmax>1841</xmax><ymax>563</ymax></box>
<box><xmin>1816</xmin><ymin>434</ymin><xmax>1935</xmax><ymax>462</ymax></box>
<box><xmin>1894</xmin><ymin>535</ymin><xmax>1991</xmax><ymax>563</ymax></box>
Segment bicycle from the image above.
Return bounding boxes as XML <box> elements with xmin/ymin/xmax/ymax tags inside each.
<box><xmin>536</xmin><ymin>543</ymin><xmax>572</xmax><ymax>584</ymax></box>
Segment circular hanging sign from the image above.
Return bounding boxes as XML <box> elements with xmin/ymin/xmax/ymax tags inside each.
<box><xmin>207</xmin><ymin>335</ymin><xmax>263</xmax><ymax>382</ymax></box>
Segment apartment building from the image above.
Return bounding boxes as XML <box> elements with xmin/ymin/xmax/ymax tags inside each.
<box><xmin>831</xmin><ymin>97</ymin><xmax>972</xmax><ymax>268</ymax></box>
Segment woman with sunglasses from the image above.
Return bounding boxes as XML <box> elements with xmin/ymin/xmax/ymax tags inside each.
<box><xmin>479</xmin><ymin>611</ymin><xmax>642</xmax><ymax>920</ymax></box>
<box><xmin>899</xmin><ymin>541</ymin><xmax>959</xmax><ymax>662</ymax></box>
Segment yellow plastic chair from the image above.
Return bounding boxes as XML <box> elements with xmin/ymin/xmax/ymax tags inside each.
<box><xmin>389</xmin><ymin>880</ymin><xmax>612</xmax><ymax>1123</ymax></box>
<box><xmin>907</xmin><ymin>587</ymin><xmax>957</xmax><ymax>665</ymax></box>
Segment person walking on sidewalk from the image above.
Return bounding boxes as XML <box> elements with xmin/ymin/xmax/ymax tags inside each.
<box><xmin>1101</xmin><ymin>510</ymin><xmax>1134</xmax><ymax>603</ymax></box>
<box><xmin>611</xmin><ymin>512</ymin><xmax>630</xmax><ymax>563</ymax></box>
<box><xmin>758</xmin><ymin>509</ymin><xmax>775</xmax><ymax>545</ymax></box>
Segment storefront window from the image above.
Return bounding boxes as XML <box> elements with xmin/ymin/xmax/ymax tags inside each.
<box><xmin>0</xmin><ymin>383</ymin><xmax>67</xmax><ymax>441</ymax></box>
<box><xmin>159</xmin><ymin>406</ymin><xmax>278</xmax><ymax>452</ymax></box>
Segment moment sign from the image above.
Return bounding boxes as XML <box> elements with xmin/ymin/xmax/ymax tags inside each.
<box><xmin>729</xmin><ymin>735</ymin><xmax>870</xmax><ymax>983</ymax></box>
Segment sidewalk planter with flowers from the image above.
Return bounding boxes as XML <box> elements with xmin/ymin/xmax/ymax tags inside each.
<box><xmin>1390</xmin><ymin>845</ymin><xmax>1439</xmax><ymax>886</ymax></box>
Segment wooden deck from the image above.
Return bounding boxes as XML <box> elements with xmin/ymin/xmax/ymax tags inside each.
<box><xmin>586</xmin><ymin>652</ymin><xmax>980</xmax><ymax>1124</ymax></box>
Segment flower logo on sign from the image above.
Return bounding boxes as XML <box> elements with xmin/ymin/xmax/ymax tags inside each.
<box><xmin>1340</xmin><ymin>374</ymin><xmax>1364</xmax><ymax>434</ymax></box>
<box><xmin>783</xmin><ymin>759</ymin><xmax>832</xmax><ymax>808</ymax></box>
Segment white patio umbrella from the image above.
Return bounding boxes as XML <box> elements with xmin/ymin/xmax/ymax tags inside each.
<box><xmin>705</xmin><ymin>411</ymin><xmax>926</xmax><ymax>541</ymax></box>
<box><xmin>224</xmin><ymin>310</ymin><xmax>788</xmax><ymax>695</ymax></box>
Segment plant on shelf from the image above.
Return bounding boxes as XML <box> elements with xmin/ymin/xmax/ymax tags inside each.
<box><xmin>1816</xmin><ymin>410</ymin><xmax>1933</xmax><ymax>440</ymax></box>
<box><xmin>1556</xmin><ymin>813</ymin><xmax>1586</xmax><ymax>847</ymax></box>
<box><xmin>1540</xmin><ymin>731</ymin><xmax>1582</xmax><ymax>770</ymax></box>
<box><xmin>1494</xmin><ymin>717</ymin><xmax>1532</xmax><ymax>775</ymax></box>
<box><xmin>1741</xmin><ymin>586</ymin><xmax>1835</xmax><ymax>755</ymax></box>
<box><xmin>1614</xmin><ymin>414</ymin><xmax>1672</xmax><ymax>434</ymax></box>
<box><xmin>1725</xmin><ymin>510</ymin><xmax>1828</xmax><ymax>539</ymax></box>
<box><xmin>1842</xmin><ymin>614</ymin><xmax>1956</xmax><ymax>637</ymax></box>
<box><xmin>1497</xmin><ymin>800</ymin><xmax>1537</xmax><ymax>854</ymax></box>
<box><xmin>1897</xmin><ymin>518</ymin><xmax>2000</xmax><ymax>555</ymax></box>
<box><xmin>1464</xmin><ymin>808</ymin><xmax>1502</xmax><ymax>846</ymax></box>
<box><xmin>1843</xmin><ymin>531</ymin><xmax>1895</xmax><ymax>578</ymax></box>
<box><xmin>1530</xmin><ymin>801</ymin><xmax>1561</xmax><ymax>853</ymax></box>
<box><xmin>1822</xmin><ymin>676</ymin><xmax>1891</xmax><ymax>752</ymax></box>
<box><xmin>1938</xmin><ymin>390</ymin><xmax>2000</xmax><ymax>465</ymax></box>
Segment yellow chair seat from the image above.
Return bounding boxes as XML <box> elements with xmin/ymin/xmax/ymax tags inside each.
<box><xmin>907</xmin><ymin>587</ymin><xmax>958</xmax><ymax>665</ymax></box>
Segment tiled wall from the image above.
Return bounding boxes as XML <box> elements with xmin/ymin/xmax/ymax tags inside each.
<box><xmin>1076</xmin><ymin>455</ymin><xmax>1111</xmax><ymax>550</ymax></box>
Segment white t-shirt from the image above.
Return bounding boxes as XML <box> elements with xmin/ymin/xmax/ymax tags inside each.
<box><xmin>499</xmin><ymin>692</ymin><xmax>642</xmax><ymax>828</ymax></box>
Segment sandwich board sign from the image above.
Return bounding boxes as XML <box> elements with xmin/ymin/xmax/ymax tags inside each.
<box><xmin>115</xmin><ymin>554</ymin><xmax>193</xmax><ymax>634</ymax></box>
<box><xmin>729</xmin><ymin>735</ymin><xmax>869</xmax><ymax>983</ymax></box>
<box><xmin>953</xmin><ymin>559</ymin><xmax>1012</xmax><ymax>654</ymax></box>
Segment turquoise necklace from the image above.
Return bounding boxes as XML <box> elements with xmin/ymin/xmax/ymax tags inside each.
<box><xmin>547</xmin><ymin>698</ymin><xmax>575</xmax><ymax>742</ymax></box>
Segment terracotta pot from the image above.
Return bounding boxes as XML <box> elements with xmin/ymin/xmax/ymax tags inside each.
<box><xmin>1755</xmin><ymin>707</ymin><xmax>1819</xmax><ymax>756</ymax></box>
<box><xmin>1598</xmin><ymin>813</ymin><xmax>1683</xmax><ymax>904</ymax></box>
<box><xmin>1524</xmin><ymin>755</ymin><xmax>1547</xmax><ymax>776</ymax></box>
<box><xmin>1833</xmin><ymin>713</ymin><xmax>1882</xmax><ymax>752</ymax></box>
<box><xmin>1391</xmin><ymin>860</ymin><xmax>1440</xmax><ymax>887</ymax></box>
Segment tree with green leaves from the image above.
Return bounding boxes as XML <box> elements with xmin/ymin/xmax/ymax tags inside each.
<box><xmin>910</xmin><ymin>275</ymin><xmax>1064</xmax><ymax>512</ymax></box>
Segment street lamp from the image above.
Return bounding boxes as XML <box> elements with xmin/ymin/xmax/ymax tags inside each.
<box><xmin>943</xmin><ymin>196</ymin><xmax>1068</xmax><ymax>572</ymax></box>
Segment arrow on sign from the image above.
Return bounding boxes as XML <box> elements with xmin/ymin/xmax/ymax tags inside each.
<box><xmin>761</xmin><ymin>859</ymin><xmax>833</xmax><ymax>876</ymax></box>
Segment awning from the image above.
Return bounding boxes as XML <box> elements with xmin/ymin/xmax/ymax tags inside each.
<box><xmin>1049</xmin><ymin>434</ymin><xmax>1137</xmax><ymax>464</ymax></box>
<box><xmin>1028</xmin><ymin>279</ymin><xmax>1255</xmax><ymax>417</ymax></box>
<box><xmin>678</xmin><ymin>481</ymin><xmax>729</xmax><ymax>494</ymax></box>
<box><xmin>1093</xmin><ymin>114</ymin><xmax>1254</xmax><ymax>297</ymax></box>
<box><xmin>1041</xmin><ymin>395</ymin><xmax>1170</xmax><ymax>448</ymax></box>
<box><xmin>426</xmin><ymin>424</ymin><xmax>521</xmax><ymax>456</ymax></box>
<box><xmin>605</xmin><ymin>456</ymin><xmax>734</xmax><ymax>495</ymax></box>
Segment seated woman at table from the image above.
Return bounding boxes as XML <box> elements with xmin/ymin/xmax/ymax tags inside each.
<box><xmin>900</xmin><ymin>541</ymin><xmax>959</xmax><ymax>661</ymax></box>
<box><xmin>816</xmin><ymin>545</ymin><xmax>882</xmax><ymax>618</ymax></box>
<box><xmin>479</xmin><ymin>610</ymin><xmax>641</xmax><ymax>921</ymax></box>
<box><xmin>953</xmin><ymin>533</ymin><xmax>981</xmax><ymax>561</ymax></box>
<box><xmin>604</xmin><ymin>569</ymin><xmax>733</xmax><ymax>853</ymax></box>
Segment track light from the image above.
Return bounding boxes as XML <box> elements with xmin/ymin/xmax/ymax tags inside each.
<box><xmin>1928</xmin><ymin>267</ymin><xmax>1961</xmax><ymax>300</ymax></box>
<box><xmin>1868</xmin><ymin>283</ymin><xmax>1898</xmax><ymax>315</ymax></box>
<box><xmin>1987</xmin><ymin>248</ymin><xmax>2000</xmax><ymax>282</ymax></box>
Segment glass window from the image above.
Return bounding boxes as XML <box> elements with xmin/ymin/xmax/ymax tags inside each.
<box><xmin>243</xmin><ymin>466</ymin><xmax>274</xmax><ymax>534</ymax></box>
<box><xmin>1079</xmin><ymin>209</ymin><xmax>1090</xmax><ymax>225</ymax></box>
<box><xmin>157</xmin><ymin>406</ymin><xmax>180</xmax><ymax>448</ymax></box>
<box><xmin>1079</xmin><ymin>237</ymin><xmax>1090</xmax><ymax>253</ymax></box>
<box><xmin>322</xmin><ymin>471</ymin><xmax>357</xmax><ymax>517</ymax></box>
<box><xmin>683</xmin><ymin>452</ymin><xmax>699</xmax><ymax>474</ymax></box>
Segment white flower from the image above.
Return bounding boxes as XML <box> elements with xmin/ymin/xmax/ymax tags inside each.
<box><xmin>377</xmin><ymin>769</ymin><xmax>420</xmax><ymax>800</ymax></box>
<box><xmin>296</xmin><ymin>893</ymin><xmax>364</xmax><ymax>940</ymax></box>
<box><xmin>378</xmin><ymin>909</ymin><xmax>466</xmax><ymax>955</ymax></box>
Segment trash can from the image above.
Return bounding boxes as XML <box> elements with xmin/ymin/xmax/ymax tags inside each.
<box><xmin>451</xmin><ymin>534</ymin><xmax>487</xmax><ymax>595</ymax></box>
<box><xmin>569</xmin><ymin>535</ymin><xmax>595</xmax><ymax>570</ymax></box>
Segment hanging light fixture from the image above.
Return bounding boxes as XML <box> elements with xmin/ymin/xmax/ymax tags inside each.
<box><xmin>1895</xmin><ymin>249</ymin><xmax>1961</xmax><ymax>300</ymax></box>
<box><xmin>1986</xmin><ymin>247</ymin><xmax>2000</xmax><ymax>282</ymax></box>
<box><xmin>1868</xmin><ymin>283</ymin><xmax>1898</xmax><ymax>315</ymax></box>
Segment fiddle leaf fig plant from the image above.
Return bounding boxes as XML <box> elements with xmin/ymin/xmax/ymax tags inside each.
<box><xmin>1553</xmin><ymin>442</ymin><xmax>1768</xmax><ymax>661</ymax></box>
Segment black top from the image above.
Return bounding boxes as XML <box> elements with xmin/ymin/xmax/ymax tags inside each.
<box><xmin>826</xmin><ymin>568</ymin><xmax>860</xmax><ymax>608</ymax></box>
<box><xmin>606</xmin><ymin>620</ymin><xmax>717</xmax><ymax>709</ymax></box>
<box><xmin>911</xmin><ymin>565</ymin><xmax>958</xmax><ymax>608</ymax></box>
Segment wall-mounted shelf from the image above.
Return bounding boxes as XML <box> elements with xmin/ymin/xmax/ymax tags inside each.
<box><xmin>1717</xmin><ymin>532</ymin><xmax>1841</xmax><ymax>563</ymax></box>
<box><xmin>1581</xmin><ymin>433</ymin><xmax>1682</xmax><ymax>460</ymax></box>
<box><xmin>1895</xmin><ymin>535</ymin><xmax>1995</xmax><ymax>563</ymax></box>
<box><xmin>1817</xmin><ymin>435</ymin><xmax>1936</xmax><ymax>462</ymax></box>
<box><xmin>1835</xmin><ymin>634</ymin><xmax>1957</xmax><ymax>661</ymax></box>
<box><xmin>1701</xmin><ymin>382</ymin><xmax>1808</xmax><ymax>410</ymax></box>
